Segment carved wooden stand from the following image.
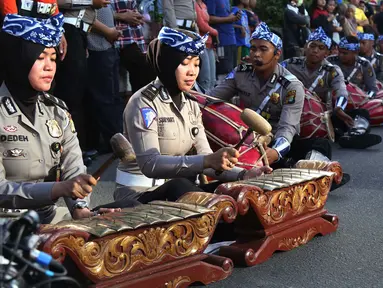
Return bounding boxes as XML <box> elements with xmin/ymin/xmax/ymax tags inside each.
<box><xmin>215</xmin><ymin>169</ymin><xmax>339</xmax><ymax>266</ymax></box>
<box><xmin>38</xmin><ymin>193</ymin><xmax>237</xmax><ymax>287</ymax></box>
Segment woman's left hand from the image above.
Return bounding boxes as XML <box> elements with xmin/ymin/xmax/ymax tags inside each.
<box><xmin>243</xmin><ymin>166</ymin><xmax>273</xmax><ymax>180</ymax></box>
<box><xmin>72</xmin><ymin>207</ymin><xmax>121</xmax><ymax>219</ymax></box>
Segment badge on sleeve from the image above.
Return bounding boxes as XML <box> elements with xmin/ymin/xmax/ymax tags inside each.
<box><xmin>225</xmin><ymin>69</ymin><xmax>235</xmax><ymax>80</ymax></box>
<box><xmin>65</xmin><ymin>111</ymin><xmax>76</xmax><ymax>133</ymax></box>
<box><xmin>285</xmin><ymin>90</ymin><xmax>296</xmax><ymax>104</ymax></box>
<box><xmin>140</xmin><ymin>107</ymin><xmax>157</xmax><ymax>129</ymax></box>
<box><xmin>45</xmin><ymin>120</ymin><xmax>62</xmax><ymax>138</ymax></box>
<box><xmin>330</xmin><ymin>69</ymin><xmax>338</xmax><ymax>80</ymax></box>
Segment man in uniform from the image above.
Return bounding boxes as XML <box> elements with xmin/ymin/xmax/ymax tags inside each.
<box><xmin>358</xmin><ymin>29</ymin><xmax>383</xmax><ymax>82</ymax></box>
<box><xmin>207</xmin><ymin>22</ymin><xmax>331</xmax><ymax>167</ymax></box>
<box><xmin>327</xmin><ymin>36</ymin><xmax>378</xmax><ymax>95</ymax></box>
<box><xmin>283</xmin><ymin>27</ymin><xmax>381</xmax><ymax>149</ymax></box>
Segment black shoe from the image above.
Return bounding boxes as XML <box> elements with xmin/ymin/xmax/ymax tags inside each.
<box><xmin>83</xmin><ymin>149</ymin><xmax>99</xmax><ymax>159</ymax></box>
<box><xmin>83</xmin><ymin>156</ymin><xmax>92</xmax><ymax>167</ymax></box>
<box><xmin>330</xmin><ymin>173</ymin><xmax>350</xmax><ymax>191</ymax></box>
<box><xmin>338</xmin><ymin>134</ymin><xmax>382</xmax><ymax>149</ymax></box>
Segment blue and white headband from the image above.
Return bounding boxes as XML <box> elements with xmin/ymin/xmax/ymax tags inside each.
<box><xmin>378</xmin><ymin>35</ymin><xmax>383</xmax><ymax>42</ymax></box>
<box><xmin>2</xmin><ymin>13</ymin><xmax>64</xmax><ymax>47</ymax></box>
<box><xmin>158</xmin><ymin>27</ymin><xmax>208</xmax><ymax>56</ymax></box>
<box><xmin>307</xmin><ymin>27</ymin><xmax>332</xmax><ymax>49</ymax></box>
<box><xmin>357</xmin><ymin>32</ymin><xmax>375</xmax><ymax>41</ymax></box>
<box><xmin>250</xmin><ymin>22</ymin><xmax>283</xmax><ymax>50</ymax></box>
<box><xmin>339</xmin><ymin>37</ymin><xmax>360</xmax><ymax>51</ymax></box>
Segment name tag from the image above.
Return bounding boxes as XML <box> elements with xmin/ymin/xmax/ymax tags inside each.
<box><xmin>37</xmin><ymin>2</ymin><xmax>53</xmax><ymax>14</ymax></box>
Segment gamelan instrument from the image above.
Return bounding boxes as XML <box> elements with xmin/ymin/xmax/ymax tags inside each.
<box><xmin>213</xmin><ymin>167</ymin><xmax>339</xmax><ymax>266</ymax></box>
<box><xmin>38</xmin><ymin>193</ymin><xmax>237</xmax><ymax>288</ymax></box>
<box><xmin>190</xmin><ymin>91</ymin><xmax>270</xmax><ymax>170</ymax></box>
<box><xmin>300</xmin><ymin>89</ymin><xmax>335</xmax><ymax>142</ymax></box>
<box><xmin>360</xmin><ymin>99</ymin><xmax>383</xmax><ymax>126</ymax></box>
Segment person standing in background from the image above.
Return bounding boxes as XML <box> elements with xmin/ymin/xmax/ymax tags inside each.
<box><xmin>195</xmin><ymin>0</ymin><xmax>219</xmax><ymax>90</ymax></box>
<box><xmin>283</xmin><ymin>0</ymin><xmax>310</xmax><ymax>59</ymax></box>
<box><xmin>245</xmin><ymin>0</ymin><xmax>259</xmax><ymax>34</ymax></box>
<box><xmin>205</xmin><ymin>0</ymin><xmax>241</xmax><ymax>82</ymax></box>
<box><xmin>327</xmin><ymin>0</ymin><xmax>342</xmax><ymax>44</ymax></box>
<box><xmin>349</xmin><ymin>0</ymin><xmax>369</xmax><ymax>32</ymax></box>
<box><xmin>162</xmin><ymin>0</ymin><xmax>198</xmax><ymax>32</ymax></box>
<box><xmin>84</xmin><ymin>5</ymin><xmax>124</xmax><ymax>154</ymax></box>
<box><xmin>373</xmin><ymin>1</ymin><xmax>383</xmax><ymax>35</ymax></box>
<box><xmin>111</xmin><ymin>0</ymin><xmax>156</xmax><ymax>94</ymax></box>
<box><xmin>232</xmin><ymin>0</ymin><xmax>251</xmax><ymax>65</ymax></box>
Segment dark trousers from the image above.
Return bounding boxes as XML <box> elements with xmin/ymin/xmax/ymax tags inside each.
<box><xmin>332</xmin><ymin>108</ymin><xmax>370</xmax><ymax>138</ymax></box>
<box><xmin>84</xmin><ymin>48</ymin><xmax>123</xmax><ymax>151</ymax></box>
<box><xmin>120</xmin><ymin>43</ymin><xmax>156</xmax><ymax>93</ymax></box>
<box><xmin>54</xmin><ymin>24</ymin><xmax>88</xmax><ymax>149</ymax></box>
<box><xmin>216</xmin><ymin>44</ymin><xmax>237</xmax><ymax>75</ymax></box>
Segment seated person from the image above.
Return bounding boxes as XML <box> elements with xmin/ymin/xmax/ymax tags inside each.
<box><xmin>282</xmin><ymin>27</ymin><xmax>381</xmax><ymax>149</ymax></box>
<box><xmin>0</xmin><ymin>13</ymin><xmax>127</xmax><ymax>224</ymax></box>
<box><xmin>327</xmin><ymin>36</ymin><xmax>378</xmax><ymax>95</ymax></box>
<box><xmin>358</xmin><ymin>27</ymin><xmax>383</xmax><ymax>82</ymax></box>
<box><xmin>207</xmin><ymin>22</ymin><xmax>332</xmax><ymax>168</ymax></box>
<box><xmin>114</xmin><ymin>27</ymin><xmax>272</xmax><ymax>203</ymax></box>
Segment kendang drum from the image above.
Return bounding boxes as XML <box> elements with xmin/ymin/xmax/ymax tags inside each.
<box><xmin>375</xmin><ymin>80</ymin><xmax>383</xmax><ymax>99</ymax></box>
<box><xmin>345</xmin><ymin>83</ymin><xmax>371</xmax><ymax>109</ymax></box>
<box><xmin>300</xmin><ymin>89</ymin><xmax>335</xmax><ymax>142</ymax></box>
<box><xmin>360</xmin><ymin>99</ymin><xmax>383</xmax><ymax>126</ymax></box>
<box><xmin>190</xmin><ymin>91</ymin><xmax>269</xmax><ymax>170</ymax></box>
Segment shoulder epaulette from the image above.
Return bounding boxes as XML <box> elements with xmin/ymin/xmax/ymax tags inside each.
<box><xmin>141</xmin><ymin>84</ymin><xmax>160</xmax><ymax>101</ymax></box>
<box><xmin>327</xmin><ymin>55</ymin><xmax>339</xmax><ymax>62</ymax></box>
<box><xmin>278</xmin><ymin>73</ymin><xmax>297</xmax><ymax>89</ymax></box>
<box><xmin>289</xmin><ymin>57</ymin><xmax>304</xmax><ymax>65</ymax></box>
<box><xmin>357</xmin><ymin>56</ymin><xmax>369</xmax><ymax>66</ymax></box>
<box><xmin>237</xmin><ymin>63</ymin><xmax>253</xmax><ymax>72</ymax></box>
<box><xmin>321</xmin><ymin>63</ymin><xmax>335</xmax><ymax>72</ymax></box>
<box><xmin>42</xmin><ymin>93</ymin><xmax>68</xmax><ymax>110</ymax></box>
<box><xmin>376</xmin><ymin>52</ymin><xmax>383</xmax><ymax>58</ymax></box>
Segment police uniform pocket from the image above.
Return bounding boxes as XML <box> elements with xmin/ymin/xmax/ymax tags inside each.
<box><xmin>1</xmin><ymin>145</ymin><xmax>30</xmax><ymax>180</ymax></box>
<box><xmin>157</xmin><ymin>120</ymin><xmax>177</xmax><ymax>140</ymax></box>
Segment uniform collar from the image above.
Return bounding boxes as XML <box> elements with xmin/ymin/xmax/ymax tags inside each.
<box><xmin>154</xmin><ymin>78</ymin><xmax>188</xmax><ymax>105</ymax></box>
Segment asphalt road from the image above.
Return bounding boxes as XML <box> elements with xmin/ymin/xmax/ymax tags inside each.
<box><xmin>73</xmin><ymin>128</ymin><xmax>383</xmax><ymax>288</ymax></box>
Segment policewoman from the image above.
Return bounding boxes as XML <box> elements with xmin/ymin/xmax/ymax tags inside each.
<box><xmin>115</xmin><ymin>27</ymin><xmax>271</xmax><ymax>203</ymax></box>
<box><xmin>0</xmin><ymin>13</ymin><xmax>119</xmax><ymax>224</ymax></box>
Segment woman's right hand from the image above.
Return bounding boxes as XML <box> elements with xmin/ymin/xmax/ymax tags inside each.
<box><xmin>203</xmin><ymin>148</ymin><xmax>240</xmax><ymax>171</ymax></box>
<box><xmin>51</xmin><ymin>174</ymin><xmax>98</xmax><ymax>201</ymax></box>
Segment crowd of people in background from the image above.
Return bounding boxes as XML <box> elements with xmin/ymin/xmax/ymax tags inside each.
<box><xmin>1</xmin><ymin>0</ymin><xmax>383</xmax><ymax>166</ymax></box>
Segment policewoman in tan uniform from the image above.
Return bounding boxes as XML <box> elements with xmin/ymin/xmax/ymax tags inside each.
<box><xmin>0</xmin><ymin>13</ymin><xmax>119</xmax><ymax>224</ymax></box>
<box><xmin>115</xmin><ymin>27</ymin><xmax>271</xmax><ymax>203</ymax></box>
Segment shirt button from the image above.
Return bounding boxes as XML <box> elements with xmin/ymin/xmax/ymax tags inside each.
<box><xmin>173</xmin><ymin>132</ymin><xmax>176</xmax><ymax>136</ymax></box>
<box><xmin>182</xmin><ymin>140</ymin><xmax>185</xmax><ymax>143</ymax></box>
<box><xmin>39</xmin><ymin>159</ymin><xmax>44</xmax><ymax>163</ymax></box>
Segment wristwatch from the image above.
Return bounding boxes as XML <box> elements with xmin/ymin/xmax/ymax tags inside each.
<box><xmin>70</xmin><ymin>201</ymin><xmax>89</xmax><ymax>214</ymax></box>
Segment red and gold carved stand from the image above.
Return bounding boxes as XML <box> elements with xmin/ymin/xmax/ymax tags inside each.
<box><xmin>38</xmin><ymin>193</ymin><xmax>238</xmax><ymax>287</ymax></box>
<box><xmin>215</xmin><ymin>168</ymin><xmax>339</xmax><ymax>266</ymax></box>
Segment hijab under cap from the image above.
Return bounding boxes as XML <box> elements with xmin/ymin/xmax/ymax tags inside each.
<box><xmin>1</xmin><ymin>13</ymin><xmax>64</xmax><ymax>123</ymax></box>
<box><xmin>147</xmin><ymin>27</ymin><xmax>208</xmax><ymax>97</ymax></box>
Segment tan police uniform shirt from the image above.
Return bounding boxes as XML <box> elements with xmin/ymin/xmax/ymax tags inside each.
<box><xmin>57</xmin><ymin>0</ymin><xmax>95</xmax><ymax>27</ymax></box>
<box><xmin>207</xmin><ymin>63</ymin><xmax>305</xmax><ymax>143</ymax></box>
<box><xmin>282</xmin><ymin>57</ymin><xmax>347</xmax><ymax>111</ymax></box>
<box><xmin>120</xmin><ymin>78</ymin><xmax>244</xmax><ymax>185</ymax></box>
<box><xmin>327</xmin><ymin>55</ymin><xmax>377</xmax><ymax>93</ymax></box>
<box><xmin>364</xmin><ymin>50</ymin><xmax>383</xmax><ymax>82</ymax></box>
<box><xmin>0</xmin><ymin>88</ymin><xmax>87</xmax><ymax>224</ymax></box>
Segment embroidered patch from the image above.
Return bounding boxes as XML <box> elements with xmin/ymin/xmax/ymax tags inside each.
<box><xmin>225</xmin><ymin>70</ymin><xmax>235</xmax><ymax>80</ymax></box>
<box><xmin>140</xmin><ymin>107</ymin><xmax>157</xmax><ymax>129</ymax></box>
<box><xmin>45</xmin><ymin>119</ymin><xmax>62</xmax><ymax>138</ymax></box>
<box><xmin>3</xmin><ymin>125</ymin><xmax>17</xmax><ymax>132</ymax></box>
<box><xmin>285</xmin><ymin>90</ymin><xmax>296</xmax><ymax>104</ymax></box>
<box><xmin>330</xmin><ymin>69</ymin><xmax>338</xmax><ymax>80</ymax></box>
<box><xmin>318</xmin><ymin>78</ymin><xmax>324</xmax><ymax>87</ymax></box>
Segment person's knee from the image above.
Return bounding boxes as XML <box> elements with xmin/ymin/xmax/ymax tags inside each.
<box><xmin>312</xmin><ymin>138</ymin><xmax>332</xmax><ymax>159</ymax></box>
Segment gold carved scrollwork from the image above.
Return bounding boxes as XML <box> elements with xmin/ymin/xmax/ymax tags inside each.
<box><xmin>49</xmin><ymin>214</ymin><xmax>216</xmax><ymax>282</ymax></box>
<box><xmin>165</xmin><ymin>276</ymin><xmax>192</xmax><ymax>288</ymax></box>
<box><xmin>250</xmin><ymin>176</ymin><xmax>331</xmax><ymax>225</ymax></box>
<box><xmin>278</xmin><ymin>228</ymin><xmax>318</xmax><ymax>249</ymax></box>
